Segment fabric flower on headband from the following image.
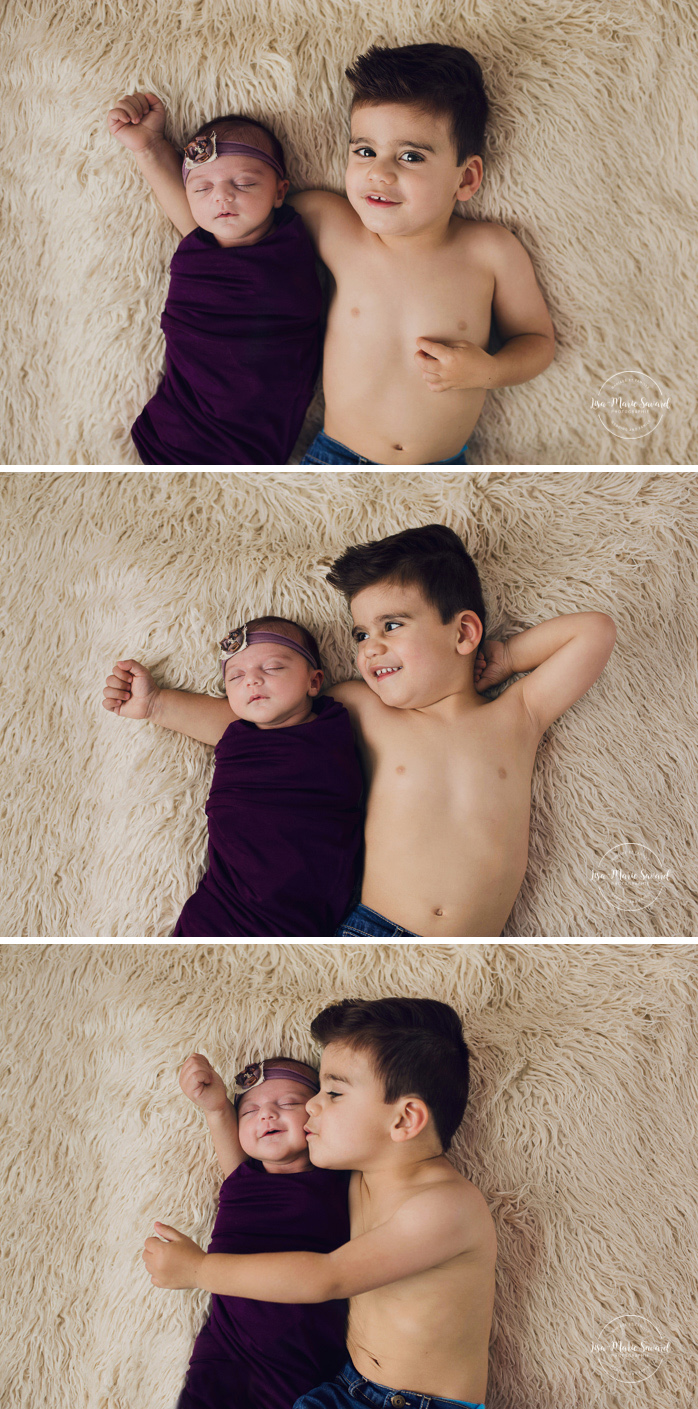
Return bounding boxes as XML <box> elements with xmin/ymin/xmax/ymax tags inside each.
<box><xmin>219</xmin><ymin>624</ymin><xmax>248</xmax><ymax>659</ymax></box>
<box><xmin>184</xmin><ymin>134</ymin><xmax>217</xmax><ymax>167</ymax></box>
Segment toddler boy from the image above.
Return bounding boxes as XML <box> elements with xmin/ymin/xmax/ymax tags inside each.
<box><xmin>107</xmin><ymin>94</ymin><xmax>322</xmax><ymax>463</ymax></box>
<box><xmin>102</xmin><ymin>616</ymin><xmax>363</xmax><ymax>935</ymax></box>
<box><xmin>126</xmin><ymin>44</ymin><xmax>555</xmax><ymax>465</ymax></box>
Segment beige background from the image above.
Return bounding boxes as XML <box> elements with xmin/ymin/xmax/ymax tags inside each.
<box><xmin>2</xmin><ymin>0</ymin><xmax>693</xmax><ymax>464</ymax></box>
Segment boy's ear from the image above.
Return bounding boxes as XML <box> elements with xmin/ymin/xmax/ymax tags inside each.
<box><xmin>455</xmin><ymin>610</ymin><xmax>483</xmax><ymax>656</ymax></box>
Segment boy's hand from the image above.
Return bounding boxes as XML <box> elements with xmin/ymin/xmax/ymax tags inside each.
<box><xmin>107</xmin><ymin>91</ymin><xmax>167</xmax><ymax>153</ymax></box>
<box><xmin>102</xmin><ymin>659</ymin><xmax>160</xmax><ymax>719</ymax></box>
<box><xmin>143</xmin><ymin>1223</ymin><xmax>205</xmax><ymax>1289</ymax></box>
<box><xmin>474</xmin><ymin>639</ymin><xmax>512</xmax><ymax>693</ymax></box>
<box><xmin>179</xmin><ymin>1054</ymin><xmax>229</xmax><ymax>1114</ymax></box>
<box><xmin>415</xmin><ymin>337</ymin><xmax>495</xmax><ymax>392</ymax></box>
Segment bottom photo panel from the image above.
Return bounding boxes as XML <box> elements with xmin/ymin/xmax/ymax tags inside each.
<box><xmin>2</xmin><ymin>941</ymin><xmax>693</xmax><ymax>1409</ymax></box>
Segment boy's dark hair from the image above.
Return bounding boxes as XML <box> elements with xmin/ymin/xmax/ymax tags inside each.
<box><xmin>345</xmin><ymin>43</ymin><xmax>488</xmax><ymax>166</ymax></box>
<box><xmin>310</xmin><ymin>997</ymin><xmax>470</xmax><ymax>1151</ymax></box>
<box><xmin>245</xmin><ymin>615</ymin><xmax>322</xmax><ymax>669</ymax></box>
<box><xmin>188</xmin><ymin>114</ymin><xmax>286</xmax><ymax>176</ymax></box>
<box><xmin>326</xmin><ymin>524</ymin><xmax>487</xmax><ymax>644</ymax></box>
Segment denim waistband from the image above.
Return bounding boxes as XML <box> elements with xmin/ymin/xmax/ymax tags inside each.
<box><xmin>303</xmin><ymin>429</ymin><xmax>468</xmax><ymax>466</ymax></box>
<box><xmin>337</xmin><ymin>1359</ymin><xmax>486</xmax><ymax>1409</ymax></box>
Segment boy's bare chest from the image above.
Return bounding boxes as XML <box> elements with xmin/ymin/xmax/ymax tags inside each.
<box><xmin>329</xmin><ymin>232</ymin><xmax>494</xmax><ymax>352</ymax></box>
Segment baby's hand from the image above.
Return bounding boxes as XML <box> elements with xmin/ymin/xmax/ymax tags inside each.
<box><xmin>473</xmin><ymin>639</ymin><xmax>512</xmax><ymax>693</ymax></box>
<box><xmin>179</xmin><ymin>1054</ymin><xmax>229</xmax><ymax>1114</ymax></box>
<box><xmin>101</xmin><ymin>659</ymin><xmax>160</xmax><ymax>719</ymax></box>
<box><xmin>107</xmin><ymin>91</ymin><xmax>167</xmax><ymax>153</ymax></box>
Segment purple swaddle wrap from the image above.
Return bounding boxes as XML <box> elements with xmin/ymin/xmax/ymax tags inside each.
<box><xmin>176</xmin><ymin>1160</ymin><xmax>350</xmax><ymax>1409</ymax></box>
<box><xmin>173</xmin><ymin>695</ymin><xmax>364</xmax><ymax>937</ymax></box>
<box><xmin>131</xmin><ymin>205</ymin><xmax>322</xmax><ymax>465</ymax></box>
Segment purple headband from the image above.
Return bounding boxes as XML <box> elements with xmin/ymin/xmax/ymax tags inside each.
<box><xmin>233</xmin><ymin>1061</ymin><xmax>320</xmax><ymax>1108</ymax></box>
<box><xmin>220</xmin><ymin>624</ymin><xmax>320</xmax><ymax>680</ymax></box>
<box><xmin>182</xmin><ymin>132</ymin><xmax>285</xmax><ymax>185</ymax></box>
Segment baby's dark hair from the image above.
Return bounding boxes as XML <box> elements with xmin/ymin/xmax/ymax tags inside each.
<box><xmin>246</xmin><ymin>615</ymin><xmax>322</xmax><ymax>669</ymax></box>
<box><xmin>345</xmin><ymin>43</ymin><xmax>488</xmax><ymax>167</ymax></box>
<box><xmin>187</xmin><ymin>114</ymin><xmax>286</xmax><ymax>176</ymax></box>
<box><xmin>326</xmin><ymin>524</ymin><xmax>487</xmax><ymax>643</ymax></box>
<box><xmin>310</xmin><ymin>997</ymin><xmax>470</xmax><ymax>1152</ymax></box>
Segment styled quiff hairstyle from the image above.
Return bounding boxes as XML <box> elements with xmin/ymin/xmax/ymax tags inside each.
<box><xmin>244</xmin><ymin>615</ymin><xmax>322</xmax><ymax>669</ymax></box>
<box><xmin>187</xmin><ymin>114</ymin><xmax>286</xmax><ymax>175</ymax></box>
<box><xmin>345</xmin><ymin>43</ymin><xmax>489</xmax><ymax>166</ymax></box>
<box><xmin>310</xmin><ymin>997</ymin><xmax>470</xmax><ymax>1151</ymax></box>
<box><xmin>326</xmin><ymin>523</ymin><xmax>487</xmax><ymax>644</ymax></box>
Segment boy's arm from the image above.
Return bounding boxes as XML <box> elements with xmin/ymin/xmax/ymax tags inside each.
<box><xmin>144</xmin><ymin>1182</ymin><xmax>492</xmax><ymax>1297</ymax></box>
<box><xmin>287</xmin><ymin>189</ymin><xmax>355</xmax><ymax>267</ymax></box>
<box><xmin>500</xmin><ymin>612</ymin><xmax>617</xmax><ymax>736</ymax></box>
<box><xmin>485</xmin><ymin>225</ymin><xmax>556</xmax><ymax>388</ymax></box>
<box><xmin>415</xmin><ymin>224</ymin><xmax>555</xmax><ymax>393</ymax></box>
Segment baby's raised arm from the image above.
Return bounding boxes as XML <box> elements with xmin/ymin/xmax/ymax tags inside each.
<box><xmin>107</xmin><ymin>91</ymin><xmax>197</xmax><ymax>238</ymax></box>
<box><xmin>102</xmin><ymin>659</ymin><xmax>235</xmax><ymax>744</ymax></box>
<box><xmin>180</xmin><ymin>1054</ymin><xmax>247</xmax><ymax>1178</ymax></box>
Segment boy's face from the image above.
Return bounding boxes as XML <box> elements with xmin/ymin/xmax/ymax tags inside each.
<box><xmin>345</xmin><ymin>101</ymin><xmax>483</xmax><ymax>239</ymax></box>
<box><xmin>349</xmin><ymin>579</ymin><xmax>482</xmax><ymax>709</ymax></box>
<box><xmin>224</xmin><ymin>642</ymin><xmax>323</xmax><ymax>728</ymax></box>
<box><xmin>304</xmin><ymin>1043</ymin><xmax>401</xmax><ymax>1169</ymax></box>
<box><xmin>237</xmin><ymin>1078</ymin><xmax>312</xmax><ymax>1167</ymax></box>
<box><xmin>185</xmin><ymin>153</ymin><xmax>289</xmax><ymax>246</ymax></box>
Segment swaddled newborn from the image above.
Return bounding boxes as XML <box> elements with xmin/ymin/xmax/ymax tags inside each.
<box><xmin>109</xmin><ymin>96</ymin><xmax>322</xmax><ymax>464</ymax></box>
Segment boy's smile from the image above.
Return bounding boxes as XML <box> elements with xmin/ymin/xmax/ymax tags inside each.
<box><xmin>345</xmin><ymin>102</ymin><xmax>482</xmax><ymax>245</ymax></box>
<box><xmin>349</xmin><ymin>580</ymin><xmax>483</xmax><ymax>711</ymax></box>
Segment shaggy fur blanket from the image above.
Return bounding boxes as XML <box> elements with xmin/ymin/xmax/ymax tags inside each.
<box><xmin>1</xmin><ymin>0</ymin><xmax>692</xmax><ymax>464</ymax></box>
<box><xmin>0</xmin><ymin>942</ymin><xmax>695</xmax><ymax>1409</ymax></box>
<box><xmin>1</xmin><ymin>468</ymin><xmax>696</xmax><ymax>939</ymax></box>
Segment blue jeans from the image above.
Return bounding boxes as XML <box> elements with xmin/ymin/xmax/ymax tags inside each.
<box><xmin>334</xmin><ymin>902</ymin><xmax>420</xmax><ymax>937</ymax></box>
<box><xmin>293</xmin><ymin>1359</ymin><xmax>486</xmax><ymax>1409</ymax></box>
<box><xmin>300</xmin><ymin>429</ymin><xmax>468</xmax><ymax>465</ymax></box>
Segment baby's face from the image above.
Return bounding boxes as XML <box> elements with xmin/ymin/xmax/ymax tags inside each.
<box><xmin>224</xmin><ymin>642</ymin><xmax>323</xmax><ymax>728</ymax></box>
<box><xmin>345</xmin><ymin>101</ymin><xmax>482</xmax><ymax>239</ymax></box>
<box><xmin>185</xmin><ymin>152</ymin><xmax>289</xmax><ymax>247</ymax></box>
<box><xmin>237</xmin><ymin>1078</ymin><xmax>312</xmax><ymax>1168</ymax></box>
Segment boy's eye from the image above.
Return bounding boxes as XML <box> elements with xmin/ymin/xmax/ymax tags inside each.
<box><xmin>400</xmin><ymin>151</ymin><xmax>424</xmax><ymax>163</ymax></box>
<box><xmin>352</xmin><ymin>146</ymin><xmax>375</xmax><ymax>158</ymax></box>
<box><xmin>352</xmin><ymin>631</ymin><xmax>368</xmax><ymax>644</ymax></box>
<box><xmin>384</xmin><ymin>621</ymin><xmax>401</xmax><ymax>631</ymax></box>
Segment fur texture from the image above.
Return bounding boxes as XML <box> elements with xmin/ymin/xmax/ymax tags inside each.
<box><xmin>1</xmin><ymin>0</ymin><xmax>693</xmax><ymax>464</ymax></box>
<box><xmin>1</xmin><ymin>469</ymin><xmax>696</xmax><ymax>940</ymax></box>
<box><xmin>0</xmin><ymin>942</ymin><xmax>695</xmax><ymax>1409</ymax></box>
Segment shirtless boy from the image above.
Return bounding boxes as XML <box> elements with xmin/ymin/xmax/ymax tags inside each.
<box><xmin>128</xmin><ymin>43</ymin><xmax>555</xmax><ymax>465</ymax></box>
<box><xmin>144</xmin><ymin>524</ymin><xmax>616</xmax><ymax>936</ymax></box>
<box><xmin>144</xmin><ymin>996</ymin><xmax>495</xmax><ymax>1409</ymax></box>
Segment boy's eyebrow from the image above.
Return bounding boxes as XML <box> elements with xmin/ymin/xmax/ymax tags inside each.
<box><xmin>350</xmin><ymin>137</ymin><xmax>436</xmax><ymax>153</ymax></box>
<box><xmin>351</xmin><ymin>612</ymin><xmax>415</xmax><ymax>631</ymax></box>
<box><xmin>322</xmin><ymin>1072</ymin><xmax>352</xmax><ymax>1085</ymax></box>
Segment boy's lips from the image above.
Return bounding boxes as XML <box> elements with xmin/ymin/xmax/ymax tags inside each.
<box><xmin>372</xmin><ymin>665</ymin><xmax>402</xmax><ymax>679</ymax></box>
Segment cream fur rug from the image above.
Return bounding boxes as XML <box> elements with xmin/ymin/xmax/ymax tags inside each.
<box><xmin>1</xmin><ymin>469</ymin><xmax>696</xmax><ymax>940</ymax></box>
<box><xmin>1</xmin><ymin>942</ymin><xmax>695</xmax><ymax>1409</ymax></box>
<box><xmin>1</xmin><ymin>0</ymin><xmax>693</xmax><ymax>465</ymax></box>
